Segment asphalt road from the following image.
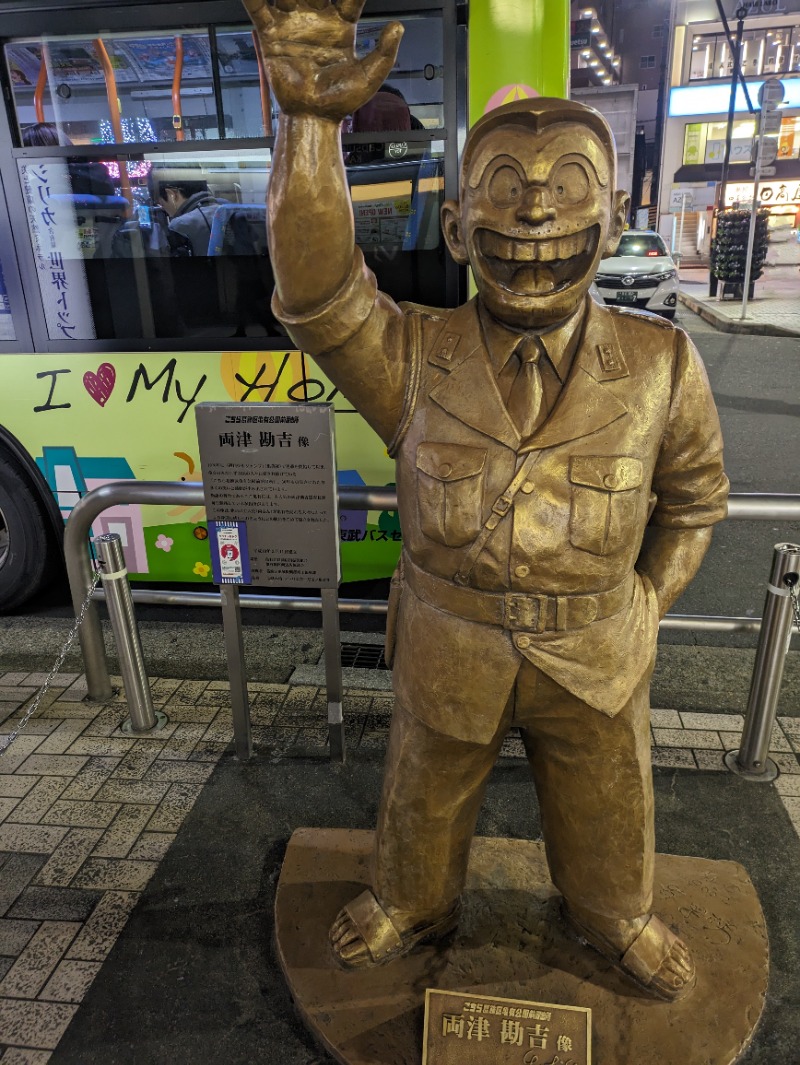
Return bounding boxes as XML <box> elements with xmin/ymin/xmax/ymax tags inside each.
<box><xmin>16</xmin><ymin>304</ymin><xmax>800</xmax><ymax>645</ymax></box>
<box><xmin>669</xmin><ymin>305</ymin><xmax>800</xmax><ymax>643</ymax></box>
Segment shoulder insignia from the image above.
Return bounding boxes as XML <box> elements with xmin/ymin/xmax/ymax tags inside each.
<box><xmin>430</xmin><ymin>330</ymin><xmax>461</xmax><ymax>366</ymax></box>
<box><xmin>427</xmin><ymin>316</ymin><xmax>466</xmax><ymax>369</ymax></box>
<box><xmin>609</xmin><ymin>305</ymin><xmax>675</xmax><ymax>330</ymax></box>
<box><xmin>595</xmin><ymin>343</ymin><xmax>629</xmax><ymax>379</ymax></box>
<box><xmin>399</xmin><ymin>300</ymin><xmax>446</xmax><ymax>322</ymax></box>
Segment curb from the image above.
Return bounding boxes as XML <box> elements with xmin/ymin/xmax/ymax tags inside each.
<box><xmin>679</xmin><ymin>290</ymin><xmax>800</xmax><ymax>338</ymax></box>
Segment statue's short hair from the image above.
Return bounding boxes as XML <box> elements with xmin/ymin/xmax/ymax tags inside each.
<box><xmin>460</xmin><ymin>97</ymin><xmax>617</xmax><ymax>196</ymax></box>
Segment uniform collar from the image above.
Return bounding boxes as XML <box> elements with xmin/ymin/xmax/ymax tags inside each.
<box><xmin>478</xmin><ymin>299</ymin><xmax>587</xmax><ymax>383</ymax></box>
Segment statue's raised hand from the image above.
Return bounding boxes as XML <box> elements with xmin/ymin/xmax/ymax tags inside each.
<box><xmin>244</xmin><ymin>0</ymin><xmax>403</xmax><ymax>122</ymax></box>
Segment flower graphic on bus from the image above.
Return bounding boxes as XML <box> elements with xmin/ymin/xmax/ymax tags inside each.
<box><xmin>155</xmin><ymin>534</ymin><xmax>174</xmax><ymax>553</ymax></box>
<box><xmin>193</xmin><ymin>562</ymin><xmax>211</xmax><ymax>577</ymax></box>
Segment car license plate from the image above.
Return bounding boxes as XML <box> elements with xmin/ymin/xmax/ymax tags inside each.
<box><xmin>615</xmin><ymin>290</ymin><xmax>637</xmax><ymax>302</ymax></box>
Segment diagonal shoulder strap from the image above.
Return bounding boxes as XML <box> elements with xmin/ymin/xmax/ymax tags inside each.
<box><xmin>454</xmin><ymin>450</ymin><xmax>543</xmax><ymax>586</ymax></box>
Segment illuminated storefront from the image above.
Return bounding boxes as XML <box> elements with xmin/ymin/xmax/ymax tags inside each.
<box><xmin>658</xmin><ymin>1</ymin><xmax>800</xmax><ymax>263</ymax></box>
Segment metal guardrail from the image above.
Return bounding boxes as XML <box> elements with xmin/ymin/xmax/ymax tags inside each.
<box><xmin>65</xmin><ymin>483</ymin><xmax>800</xmax><ymax>777</ymax></box>
<box><xmin>65</xmin><ymin>482</ymin><xmax>396</xmax><ymax>701</ymax></box>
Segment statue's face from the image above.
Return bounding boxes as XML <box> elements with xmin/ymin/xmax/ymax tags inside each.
<box><xmin>449</xmin><ymin>121</ymin><xmax>626</xmax><ymax>328</ymax></box>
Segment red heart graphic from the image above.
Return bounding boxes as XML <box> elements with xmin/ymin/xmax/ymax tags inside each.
<box><xmin>83</xmin><ymin>363</ymin><xmax>116</xmax><ymax>407</ymax></box>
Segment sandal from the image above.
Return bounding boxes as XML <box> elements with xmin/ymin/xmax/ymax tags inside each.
<box><xmin>564</xmin><ymin>908</ymin><xmax>696</xmax><ymax>1002</ymax></box>
<box><xmin>330</xmin><ymin>889</ymin><xmax>460</xmax><ymax>969</ymax></box>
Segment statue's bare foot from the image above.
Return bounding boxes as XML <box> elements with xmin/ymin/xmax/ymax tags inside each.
<box><xmin>564</xmin><ymin>902</ymin><xmax>696</xmax><ymax>1002</ymax></box>
<box><xmin>330</xmin><ymin>890</ymin><xmax>459</xmax><ymax>969</ymax></box>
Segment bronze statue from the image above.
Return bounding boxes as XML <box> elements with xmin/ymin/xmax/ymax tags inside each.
<box><xmin>246</xmin><ymin>0</ymin><xmax>728</xmax><ymax>1004</ymax></box>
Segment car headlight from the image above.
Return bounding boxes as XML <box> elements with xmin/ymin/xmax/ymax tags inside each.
<box><xmin>651</xmin><ymin>269</ymin><xmax>677</xmax><ymax>282</ymax></box>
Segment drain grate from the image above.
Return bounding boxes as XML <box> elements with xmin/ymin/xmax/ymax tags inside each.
<box><xmin>340</xmin><ymin>642</ymin><xmax>389</xmax><ymax>670</ymax></box>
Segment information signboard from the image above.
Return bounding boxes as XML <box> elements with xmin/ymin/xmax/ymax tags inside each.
<box><xmin>195</xmin><ymin>402</ymin><xmax>340</xmax><ymax>589</ymax></box>
<box><xmin>422</xmin><ymin>990</ymin><xmax>590</xmax><ymax>1064</ymax></box>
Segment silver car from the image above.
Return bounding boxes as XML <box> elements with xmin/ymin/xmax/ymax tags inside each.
<box><xmin>594</xmin><ymin>230</ymin><xmax>679</xmax><ymax>319</ymax></box>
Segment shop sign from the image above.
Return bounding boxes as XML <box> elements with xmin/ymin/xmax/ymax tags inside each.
<box><xmin>670</xmin><ymin>79</ymin><xmax>800</xmax><ymax>117</ymax></box>
<box><xmin>778</xmin><ymin>115</ymin><xmax>800</xmax><ymax>159</ymax></box>
<box><xmin>684</xmin><ymin>123</ymin><xmax>703</xmax><ymax>165</ymax></box>
<box><xmin>705</xmin><ymin>136</ymin><xmax>753</xmax><ymax>163</ymax></box>
<box><xmin>670</xmin><ymin>188</ymin><xmax>695</xmax><ymax>210</ymax></box>
<box><xmin>570</xmin><ymin>19</ymin><xmax>592</xmax><ymax>49</ymax></box>
<box><xmin>725</xmin><ymin>179</ymin><xmax>800</xmax><ymax>205</ymax></box>
<box><xmin>743</xmin><ymin>0</ymin><xmax>787</xmax><ymax>16</ymax></box>
<box><xmin>195</xmin><ymin>402</ymin><xmax>340</xmax><ymax>588</ymax></box>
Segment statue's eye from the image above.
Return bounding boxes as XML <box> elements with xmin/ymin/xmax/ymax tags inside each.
<box><xmin>552</xmin><ymin>162</ymin><xmax>590</xmax><ymax>204</ymax></box>
<box><xmin>488</xmin><ymin>165</ymin><xmax>524</xmax><ymax>208</ymax></box>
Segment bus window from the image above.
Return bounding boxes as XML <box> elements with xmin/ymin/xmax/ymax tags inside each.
<box><xmin>355</xmin><ymin>15</ymin><xmax>444</xmax><ymax>131</ymax></box>
<box><xmin>15</xmin><ymin>145</ymin><xmax>446</xmax><ymax>342</ymax></box>
<box><xmin>213</xmin><ymin>15</ymin><xmax>444</xmax><ymax>141</ymax></box>
<box><xmin>0</xmin><ymin>260</ymin><xmax>16</xmax><ymax>341</ymax></box>
<box><xmin>6</xmin><ymin>31</ymin><xmax>217</xmax><ymax>146</ymax></box>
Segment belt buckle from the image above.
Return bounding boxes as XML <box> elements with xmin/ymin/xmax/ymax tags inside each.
<box><xmin>491</xmin><ymin>494</ymin><xmax>513</xmax><ymax>518</ymax></box>
<box><xmin>504</xmin><ymin>593</ymin><xmax>547</xmax><ymax>634</ymax></box>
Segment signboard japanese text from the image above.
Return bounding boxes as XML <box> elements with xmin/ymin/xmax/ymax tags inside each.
<box><xmin>196</xmin><ymin>402</ymin><xmax>340</xmax><ymax>588</ymax></box>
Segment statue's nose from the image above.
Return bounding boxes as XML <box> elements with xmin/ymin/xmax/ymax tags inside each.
<box><xmin>516</xmin><ymin>188</ymin><xmax>556</xmax><ymax>225</ymax></box>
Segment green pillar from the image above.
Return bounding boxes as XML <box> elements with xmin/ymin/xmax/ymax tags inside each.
<box><xmin>468</xmin><ymin>0</ymin><xmax>570</xmax><ymax>126</ymax></box>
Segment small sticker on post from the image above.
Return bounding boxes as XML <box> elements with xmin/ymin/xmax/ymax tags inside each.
<box><xmin>210</xmin><ymin>520</ymin><xmax>251</xmax><ymax>585</ymax></box>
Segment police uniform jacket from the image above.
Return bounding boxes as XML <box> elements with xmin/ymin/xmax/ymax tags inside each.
<box><xmin>275</xmin><ymin>249</ymin><xmax>729</xmax><ymax>745</ymax></box>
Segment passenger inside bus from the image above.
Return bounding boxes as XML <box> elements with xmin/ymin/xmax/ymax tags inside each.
<box><xmin>21</xmin><ymin>122</ymin><xmax>118</xmax><ymax>200</ymax></box>
<box><xmin>7</xmin><ymin>17</ymin><xmax>447</xmax><ymax>341</ymax></box>
<box><xmin>154</xmin><ymin>177</ymin><xmax>223</xmax><ymax>257</ymax></box>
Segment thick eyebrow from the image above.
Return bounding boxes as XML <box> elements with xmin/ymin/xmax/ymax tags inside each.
<box><xmin>468</xmin><ymin>130</ymin><xmax>610</xmax><ymax>190</ymax></box>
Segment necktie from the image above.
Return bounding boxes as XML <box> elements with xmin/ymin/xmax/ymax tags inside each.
<box><xmin>507</xmin><ymin>334</ymin><xmax>545</xmax><ymax>440</ymax></box>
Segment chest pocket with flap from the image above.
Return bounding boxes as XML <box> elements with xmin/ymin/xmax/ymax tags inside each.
<box><xmin>416</xmin><ymin>442</ymin><xmax>487</xmax><ymax>547</ymax></box>
<box><xmin>569</xmin><ymin>456</ymin><xmax>644</xmax><ymax>556</ymax></box>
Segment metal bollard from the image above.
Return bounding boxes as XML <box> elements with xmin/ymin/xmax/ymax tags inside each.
<box><xmin>93</xmin><ymin>534</ymin><xmax>163</xmax><ymax>733</ymax></box>
<box><xmin>725</xmin><ymin>542</ymin><xmax>800</xmax><ymax>781</ymax></box>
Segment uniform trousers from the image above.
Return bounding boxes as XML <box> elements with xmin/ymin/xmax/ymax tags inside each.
<box><xmin>373</xmin><ymin>655</ymin><xmax>655</xmax><ymax>924</ymax></box>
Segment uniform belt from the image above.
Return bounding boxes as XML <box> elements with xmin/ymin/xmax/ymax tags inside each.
<box><xmin>404</xmin><ymin>558</ymin><xmax>635</xmax><ymax>634</ymax></box>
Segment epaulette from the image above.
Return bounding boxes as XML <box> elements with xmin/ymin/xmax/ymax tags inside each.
<box><xmin>607</xmin><ymin>305</ymin><xmax>675</xmax><ymax>330</ymax></box>
<box><xmin>398</xmin><ymin>300</ymin><xmax>447</xmax><ymax>322</ymax></box>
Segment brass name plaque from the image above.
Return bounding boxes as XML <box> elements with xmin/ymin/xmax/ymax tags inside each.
<box><xmin>422</xmin><ymin>989</ymin><xmax>591</xmax><ymax>1065</ymax></box>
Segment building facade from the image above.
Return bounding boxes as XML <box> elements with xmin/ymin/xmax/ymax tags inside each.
<box><xmin>659</xmin><ymin>0</ymin><xmax>800</xmax><ymax>263</ymax></box>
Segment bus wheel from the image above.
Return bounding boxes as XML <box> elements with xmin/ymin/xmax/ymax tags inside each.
<box><xmin>0</xmin><ymin>458</ymin><xmax>53</xmax><ymax>612</ymax></box>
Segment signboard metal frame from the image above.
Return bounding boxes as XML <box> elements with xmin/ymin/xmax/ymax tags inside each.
<box><xmin>196</xmin><ymin>401</ymin><xmax>345</xmax><ymax>761</ymax></box>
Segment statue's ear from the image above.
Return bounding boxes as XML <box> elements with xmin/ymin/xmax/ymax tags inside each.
<box><xmin>602</xmin><ymin>190</ymin><xmax>631</xmax><ymax>258</ymax></box>
<box><xmin>441</xmin><ymin>200</ymin><xmax>469</xmax><ymax>265</ymax></box>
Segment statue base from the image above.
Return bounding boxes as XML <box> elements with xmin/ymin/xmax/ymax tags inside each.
<box><xmin>275</xmin><ymin>830</ymin><xmax>768</xmax><ymax>1065</ymax></box>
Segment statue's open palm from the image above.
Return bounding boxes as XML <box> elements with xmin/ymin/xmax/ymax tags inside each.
<box><xmin>244</xmin><ymin>0</ymin><xmax>403</xmax><ymax>121</ymax></box>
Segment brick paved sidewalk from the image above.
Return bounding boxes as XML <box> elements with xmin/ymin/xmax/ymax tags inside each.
<box><xmin>679</xmin><ymin>264</ymin><xmax>800</xmax><ymax>337</ymax></box>
<box><xmin>0</xmin><ymin>673</ymin><xmax>798</xmax><ymax>1062</ymax></box>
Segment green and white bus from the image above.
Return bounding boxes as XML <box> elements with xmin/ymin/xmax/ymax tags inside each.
<box><xmin>0</xmin><ymin>0</ymin><xmax>569</xmax><ymax>610</ymax></box>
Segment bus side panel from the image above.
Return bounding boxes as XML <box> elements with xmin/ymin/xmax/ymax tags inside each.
<box><xmin>0</xmin><ymin>351</ymin><xmax>400</xmax><ymax>584</ymax></box>
<box><xmin>468</xmin><ymin>0</ymin><xmax>570</xmax><ymax>123</ymax></box>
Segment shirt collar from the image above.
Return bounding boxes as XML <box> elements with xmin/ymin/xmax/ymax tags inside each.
<box><xmin>478</xmin><ymin>299</ymin><xmax>587</xmax><ymax>383</ymax></box>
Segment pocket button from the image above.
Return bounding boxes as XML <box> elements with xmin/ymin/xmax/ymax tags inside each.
<box><xmin>515</xmin><ymin>634</ymin><xmax>531</xmax><ymax>649</ymax></box>
<box><xmin>514</xmin><ymin>564</ymin><xmax>530</xmax><ymax>578</ymax></box>
<box><xmin>603</xmin><ymin>473</ymin><xmax>617</xmax><ymax>489</ymax></box>
<box><xmin>439</xmin><ymin>463</ymin><xmax>453</xmax><ymax>478</ymax></box>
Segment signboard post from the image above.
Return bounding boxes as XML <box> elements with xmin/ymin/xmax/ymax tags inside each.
<box><xmin>196</xmin><ymin>402</ymin><xmax>344</xmax><ymax>761</ymax></box>
<box><xmin>741</xmin><ymin>78</ymin><xmax>785</xmax><ymax>319</ymax></box>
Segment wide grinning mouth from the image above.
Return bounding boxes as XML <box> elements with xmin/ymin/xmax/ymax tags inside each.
<box><xmin>476</xmin><ymin>224</ymin><xmax>600</xmax><ymax>296</ymax></box>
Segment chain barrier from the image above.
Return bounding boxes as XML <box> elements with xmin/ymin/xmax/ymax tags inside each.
<box><xmin>0</xmin><ymin>570</ymin><xmax>102</xmax><ymax>755</ymax></box>
<box><xmin>786</xmin><ymin>573</ymin><xmax>800</xmax><ymax>634</ymax></box>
